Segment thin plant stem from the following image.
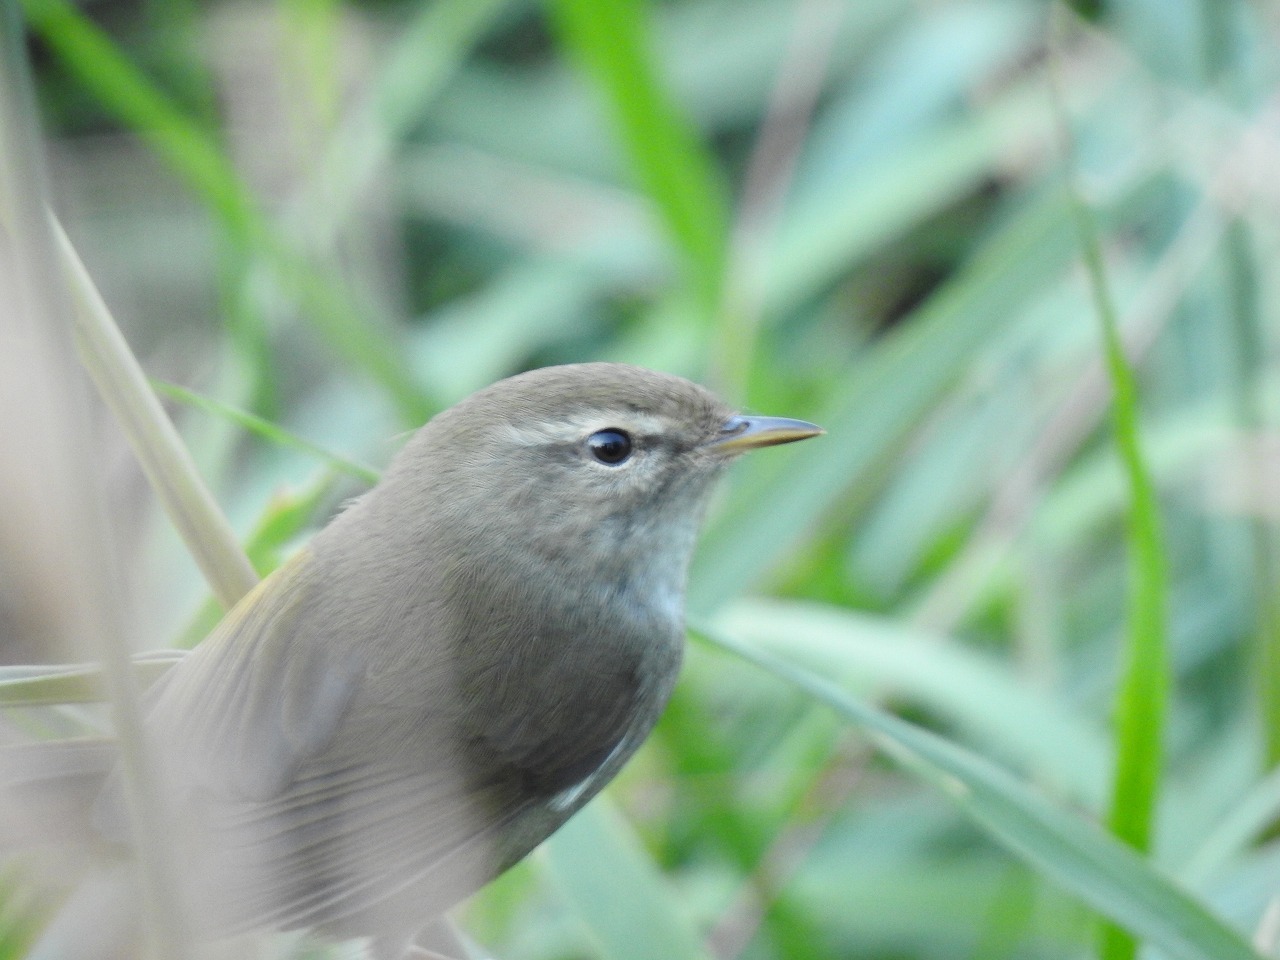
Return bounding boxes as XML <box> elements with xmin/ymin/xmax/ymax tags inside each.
<box><xmin>56</xmin><ymin>224</ymin><xmax>261</xmax><ymax>610</ymax></box>
<box><xmin>154</xmin><ymin>380</ymin><xmax>381</xmax><ymax>486</ymax></box>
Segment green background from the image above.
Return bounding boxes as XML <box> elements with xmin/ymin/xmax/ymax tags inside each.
<box><xmin>3</xmin><ymin>0</ymin><xmax>1280</xmax><ymax>958</ymax></box>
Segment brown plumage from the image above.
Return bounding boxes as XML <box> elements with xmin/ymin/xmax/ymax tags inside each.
<box><xmin>3</xmin><ymin>363</ymin><xmax>822</xmax><ymax>958</ymax></box>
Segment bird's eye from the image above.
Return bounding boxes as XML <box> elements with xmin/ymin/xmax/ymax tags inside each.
<box><xmin>586</xmin><ymin>429</ymin><xmax>633</xmax><ymax>466</ymax></box>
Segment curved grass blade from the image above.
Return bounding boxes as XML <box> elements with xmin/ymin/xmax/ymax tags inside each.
<box><xmin>715</xmin><ymin>600</ymin><xmax>1111</xmax><ymax>803</ymax></box>
<box><xmin>698</xmin><ymin>627</ymin><xmax>1262</xmax><ymax>960</ymax></box>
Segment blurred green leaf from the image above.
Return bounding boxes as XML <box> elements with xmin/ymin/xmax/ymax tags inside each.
<box><xmin>22</xmin><ymin>0</ymin><xmax>433</xmax><ymax>423</ymax></box>
<box><xmin>547</xmin><ymin>0</ymin><xmax>729</xmax><ymax>312</ymax></box>
<box><xmin>1182</xmin><ymin>765</ymin><xmax>1280</xmax><ymax>886</ymax></box>
<box><xmin>692</xmin><ymin>186</ymin><xmax>1083</xmax><ymax>610</ymax></box>
<box><xmin>542</xmin><ymin>801</ymin><xmax>714</xmax><ymax>960</ymax></box>
<box><xmin>703</xmin><ymin>627</ymin><xmax>1263</xmax><ymax>960</ymax></box>
<box><xmin>288</xmin><ymin>0</ymin><xmax>515</xmax><ymax>249</ymax></box>
<box><xmin>0</xmin><ymin>865</ymin><xmax>46</xmax><ymax>960</ymax></box>
<box><xmin>714</xmin><ymin>599</ymin><xmax>1111</xmax><ymax>802</ymax></box>
<box><xmin>767</xmin><ymin>75</ymin><xmax>1058</xmax><ymax>317</ymax></box>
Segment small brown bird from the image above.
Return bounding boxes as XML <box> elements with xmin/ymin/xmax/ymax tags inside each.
<box><xmin>5</xmin><ymin>363</ymin><xmax>822</xmax><ymax>958</ymax></box>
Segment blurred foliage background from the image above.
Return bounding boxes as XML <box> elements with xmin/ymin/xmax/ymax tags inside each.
<box><xmin>5</xmin><ymin>0</ymin><xmax>1280</xmax><ymax>957</ymax></box>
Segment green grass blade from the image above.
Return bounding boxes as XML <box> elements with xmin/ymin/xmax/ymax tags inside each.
<box><xmin>1060</xmin><ymin>113</ymin><xmax>1169</xmax><ymax>860</ymax></box>
<box><xmin>700</xmin><ymin>628</ymin><xmax>1261</xmax><ymax>960</ymax></box>
<box><xmin>714</xmin><ymin>599</ymin><xmax>1110</xmax><ymax>802</ymax></box>
<box><xmin>547</xmin><ymin>0</ymin><xmax>729</xmax><ymax>313</ymax></box>
<box><xmin>541</xmin><ymin>800</ymin><xmax>714</xmax><ymax>960</ymax></box>
<box><xmin>153</xmin><ymin>381</ymin><xmax>380</xmax><ymax>485</ymax></box>
<box><xmin>1050</xmin><ymin>17</ymin><xmax>1170</xmax><ymax>960</ymax></box>
<box><xmin>18</xmin><ymin>0</ymin><xmax>252</xmax><ymax>227</ymax></box>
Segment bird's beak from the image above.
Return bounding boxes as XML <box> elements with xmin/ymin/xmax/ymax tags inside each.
<box><xmin>706</xmin><ymin>415</ymin><xmax>825</xmax><ymax>455</ymax></box>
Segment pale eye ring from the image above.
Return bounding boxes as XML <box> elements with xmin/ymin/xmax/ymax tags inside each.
<box><xmin>586</xmin><ymin>429</ymin><xmax>633</xmax><ymax>466</ymax></box>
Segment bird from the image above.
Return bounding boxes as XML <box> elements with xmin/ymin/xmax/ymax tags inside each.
<box><xmin>2</xmin><ymin>362</ymin><xmax>822</xmax><ymax>959</ymax></box>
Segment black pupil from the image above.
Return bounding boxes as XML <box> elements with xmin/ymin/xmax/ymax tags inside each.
<box><xmin>588</xmin><ymin>429</ymin><xmax>632</xmax><ymax>465</ymax></box>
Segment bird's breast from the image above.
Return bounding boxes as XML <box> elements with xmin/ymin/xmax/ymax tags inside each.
<box><xmin>448</xmin><ymin>566</ymin><xmax>684</xmax><ymax>800</ymax></box>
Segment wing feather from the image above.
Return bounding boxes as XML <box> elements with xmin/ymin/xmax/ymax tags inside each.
<box><xmin>147</xmin><ymin>550</ymin><xmax>364</xmax><ymax>803</ymax></box>
<box><xmin>135</xmin><ymin>550</ymin><xmax>527</xmax><ymax>937</ymax></box>
<box><xmin>190</xmin><ymin>754</ymin><xmax>527</xmax><ymax>938</ymax></box>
